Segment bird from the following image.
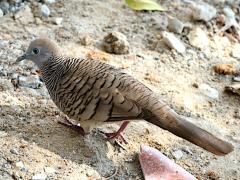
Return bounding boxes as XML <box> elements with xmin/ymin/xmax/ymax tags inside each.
<box><xmin>16</xmin><ymin>38</ymin><xmax>234</xmax><ymax>156</ymax></box>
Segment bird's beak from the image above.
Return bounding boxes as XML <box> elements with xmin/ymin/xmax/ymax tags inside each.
<box><xmin>15</xmin><ymin>53</ymin><xmax>29</xmax><ymax>64</ymax></box>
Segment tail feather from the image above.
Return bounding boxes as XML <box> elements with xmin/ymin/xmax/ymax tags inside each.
<box><xmin>146</xmin><ymin>106</ymin><xmax>234</xmax><ymax>156</ymax></box>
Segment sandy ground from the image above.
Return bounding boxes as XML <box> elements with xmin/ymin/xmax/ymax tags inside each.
<box><xmin>0</xmin><ymin>0</ymin><xmax>240</xmax><ymax>179</ymax></box>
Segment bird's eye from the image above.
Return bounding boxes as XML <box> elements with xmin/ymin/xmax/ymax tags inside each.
<box><xmin>32</xmin><ymin>48</ymin><xmax>40</xmax><ymax>55</ymax></box>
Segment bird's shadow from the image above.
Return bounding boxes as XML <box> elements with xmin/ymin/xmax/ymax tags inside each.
<box><xmin>0</xmin><ymin>110</ymin><xmax>139</xmax><ymax>178</ymax></box>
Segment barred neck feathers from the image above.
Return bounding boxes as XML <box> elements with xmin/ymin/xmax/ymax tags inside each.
<box><xmin>40</xmin><ymin>56</ymin><xmax>83</xmax><ymax>99</ymax></box>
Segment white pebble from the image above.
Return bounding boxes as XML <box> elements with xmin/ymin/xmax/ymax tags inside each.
<box><xmin>44</xmin><ymin>0</ymin><xmax>56</xmax><ymax>3</ymax></box>
<box><xmin>32</xmin><ymin>173</ymin><xmax>47</xmax><ymax>180</ymax></box>
<box><xmin>0</xmin><ymin>9</ymin><xmax>3</xmax><ymax>17</ymax></box>
<box><xmin>16</xmin><ymin>161</ymin><xmax>24</xmax><ymax>169</ymax></box>
<box><xmin>231</xmin><ymin>44</ymin><xmax>240</xmax><ymax>59</ymax></box>
<box><xmin>41</xmin><ymin>4</ymin><xmax>50</xmax><ymax>17</ymax></box>
<box><xmin>191</xmin><ymin>2</ymin><xmax>217</xmax><ymax>22</ymax></box>
<box><xmin>44</xmin><ymin>167</ymin><xmax>56</xmax><ymax>174</ymax></box>
<box><xmin>54</xmin><ymin>17</ymin><xmax>63</xmax><ymax>25</ymax></box>
<box><xmin>199</xmin><ymin>84</ymin><xmax>219</xmax><ymax>99</ymax></box>
<box><xmin>18</xmin><ymin>75</ymin><xmax>42</xmax><ymax>89</ymax></box>
<box><xmin>172</xmin><ymin>150</ymin><xmax>183</xmax><ymax>160</ymax></box>
<box><xmin>162</xmin><ymin>31</ymin><xmax>186</xmax><ymax>53</ymax></box>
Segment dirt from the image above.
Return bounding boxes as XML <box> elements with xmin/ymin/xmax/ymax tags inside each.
<box><xmin>0</xmin><ymin>0</ymin><xmax>240</xmax><ymax>179</ymax></box>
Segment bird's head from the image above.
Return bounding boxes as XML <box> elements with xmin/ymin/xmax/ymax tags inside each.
<box><xmin>16</xmin><ymin>38</ymin><xmax>61</xmax><ymax>68</ymax></box>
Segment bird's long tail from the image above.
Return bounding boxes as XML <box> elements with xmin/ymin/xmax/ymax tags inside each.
<box><xmin>146</xmin><ymin>105</ymin><xmax>234</xmax><ymax>155</ymax></box>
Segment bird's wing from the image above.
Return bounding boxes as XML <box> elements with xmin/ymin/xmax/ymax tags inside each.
<box><xmin>84</xmin><ymin>71</ymin><xmax>148</xmax><ymax>122</ymax></box>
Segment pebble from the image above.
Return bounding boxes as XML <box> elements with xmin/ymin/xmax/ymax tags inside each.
<box><xmin>2</xmin><ymin>163</ymin><xmax>12</xmax><ymax>169</ymax></box>
<box><xmin>18</xmin><ymin>75</ymin><xmax>42</xmax><ymax>89</ymax></box>
<box><xmin>32</xmin><ymin>173</ymin><xmax>47</xmax><ymax>180</ymax></box>
<box><xmin>44</xmin><ymin>0</ymin><xmax>56</xmax><ymax>3</ymax></box>
<box><xmin>53</xmin><ymin>17</ymin><xmax>63</xmax><ymax>25</ymax></box>
<box><xmin>191</xmin><ymin>2</ymin><xmax>217</xmax><ymax>22</ymax></box>
<box><xmin>41</xmin><ymin>4</ymin><xmax>50</xmax><ymax>17</ymax></box>
<box><xmin>162</xmin><ymin>31</ymin><xmax>186</xmax><ymax>53</ymax></box>
<box><xmin>188</xmin><ymin>27</ymin><xmax>209</xmax><ymax>50</ymax></box>
<box><xmin>10</xmin><ymin>148</ymin><xmax>19</xmax><ymax>155</ymax></box>
<box><xmin>44</xmin><ymin>167</ymin><xmax>56</xmax><ymax>174</ymax></box>
<box><xmin>0</xmin><ymin>40</ymin><xmax>8</xmax><ymax>48</ymax></box>
<box><xmin>0</xmin><ymin>1</ymin><xmax>9</xmax><ymax>14</ymax></box>
<box><xmin>231</xmin><ymin>44</ymin><xmax>240</xmax><ymax>59</ymax></box>
<box><xmin>80</xmin><ymin>35</ymin><xmax>93</xmax><ymax>46</ymax></box>
<box><xmin>14</xmin><ymin>5</ymin><xmax>34</xmax><ymax>25</ymax></box>
<box><xmin>168</xmin><ymin>17</ymin><xmax>185</xmax><ymax>34</ymax></box>
<box><xmin>172</xmin><ymin>150</ymin><xmax>184</xmax><ymax>160</ymax></box>
<box><xmin>199</xmin><ymin>83</ymin><xmax>219</xmax><ymax>99</ymax></box>
<box><xmin>0</xmin><ymin>9</ymin><xmax>3</xmax><ymax>17</ymax></box>
<box><xmin>103</xmin><ymin>32</ymin><xmax>130</xmax><ymax>54</ymax></box>
<box><xmin>233</xmin><ymin>77</ymin><xmax>240</xmax><ymax>82</ymax></box>
<box><xmin>15</xmin><ymin>161</ymin><xmax>24</xmax><ymax>169</ymax></box>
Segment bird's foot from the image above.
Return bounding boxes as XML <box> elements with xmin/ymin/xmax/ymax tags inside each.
<box><xmin>102</xmin><ymin>121</ymin><xmax>130</xmax><ymax>144</ymax></box>
<box><xmin>104</xmin><ymin>132</ymin><xmax>128</xmax><ymax>144</ymax></box>
<box><xmin>57</xmin><ymin>116</ymin><xmax>85</xmax><ymax>136</ymax></box>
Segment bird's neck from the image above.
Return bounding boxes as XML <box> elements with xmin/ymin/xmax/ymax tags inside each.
<box><xmin>40</xmin><ymin>56</ymin><xmax>67</xmax><ymax>99</ymax></box>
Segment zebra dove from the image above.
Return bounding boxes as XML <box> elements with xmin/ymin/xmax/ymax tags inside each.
<box><xmin>16</xmin><ymin>38</ymin><xmax>234</xmax><ymax>155</ymax></box>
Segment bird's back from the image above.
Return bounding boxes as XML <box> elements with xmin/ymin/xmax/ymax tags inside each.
<box><xmin>41</xmin><ymin>56</ymin><xmax>160</xmax><ymax>123</ymax></box>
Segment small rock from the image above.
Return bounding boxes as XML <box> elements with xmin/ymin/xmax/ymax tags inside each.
<box><xmin>2</xmin><ymin>163</ymin><xmax>12</xmax><ymax>169</ymax></box>
<box><xmin>44</xmin><ymin>0</ymin><xmax>56</xmax><ymax>3</ymax></box>
<box><xmin>35</xmin><ymin>17</ymin><xmax>43</xmax><ymax>25</ymax></box>
<box><xmin>199</xmin><ymin>84</ymin><xmax>219</xmax><ymax>99</ymax></box>
<box><xmin>41</xmin><ymin>4</ymin><xmax>50</xmax><ymax>17</ymax></box>
<box><xmin>162</xmin><ymin>31</ymin><xmax>186</xmax><ymax>53</ymax></box>
<box><xmin>0</xmin><ymin>9</ymin><xmax>3</xmax><ymax>17</ymax></box>
<box><xmin>14</xmin><ymin>5</ymin><xmax>34</xmax><ymax>25</ymax></box>
<box><xmin>15</xmin><ymin>161</ymin><xmax>24</xmax><ymax>168</ymax></box>
<box><xmin>191</xmin><ymin>2</ymin><xmax>217</xmax><ymax>22</ymax></box>
<box><xmin>0</xmin><ymin>1</ymin><xmax>9</xmax><ymax>14</ymax></box>
<box><xmin>172</xmin><ymin>150</ymin><xmax>183</xmax><ymax>160</ymax></box>
<box><xmin>168</xmin><ymin>17</ymin><xmax>185</xmax><ymax>34</ymax></box>
<box><xmin>0</xmin><ymin>40</ymin><xmax>8</xmax><ymax>48</ymax></box>
<box><xmin>103</xmin><ymin>32</ymin><xmax>130</xmax><ymax>54</ymax></box>
<box><xmin>10</xmin><ymin>148</ymin><xmax>19</xmax><ymax>155</ymax></box>
<box><xmin>223</xmin><ymin>6</ymin><xmax>235</xmax><ymax>19</ymax></box>
<box><xmin>233</xmin><ymin>77</ymin><xmax>240</xmax><ymax>82</ymax></box>
<box><xmin>32</xmin><ymin>173</ymin><xmax>47</xmax><ymax>180</ymax></box>
<box><xmin>231</xmin><ymin>44</ymin><xmax>240</xmax><ymax>59</ymax></box>
<box><xmin>18</xmin><ymin>75</ymin><xmax>42</xmax><ymax>89</ymax></box>
<box><xmin>44</xmin><ymin>167</ymin><xmax>56</xmax><ymax>174</ymax></box>
<box><xmin>0</xmin><ymin>131</ymin><xmax>7</xmax><ymax>138</ymax></box>
<box><xmin>53</xmin><ymin>17</ymin><xmax>63</xmax><ymax>25</ymax></box>
<box><xmin>86</xmin><ymin>170</ymin><xmax>94</xmax><ymax>177</ymax></box>
<box><xmin>81</xmin><ymin>35</ymin><xmax>93</xmax><ymax>46</ymax></box>
<box><xmin>188</xmin><ymin>27</ymin><xmax>209</xmax><ymax>50</ymax></box>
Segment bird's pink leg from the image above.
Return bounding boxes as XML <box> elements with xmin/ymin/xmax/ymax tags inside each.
<box><xmin>103</xmin><ymin>121</ymin><xmax>130</xmax><ymax>144</ymax></box>
<box><xmin>57</xmin><ymin>116</ymin><xmax>85</xmax><ymax>136</ymax></box>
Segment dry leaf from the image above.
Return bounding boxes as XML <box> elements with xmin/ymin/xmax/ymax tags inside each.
<box><xmin>125</xmin><ymin>0</ymin><xmax>165</xmax><ymax>11</ymax></box>
<box><xmin>213</xmin><ymin>64</ymin><xmax>237</xmax><ymax>75</ymax></box>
